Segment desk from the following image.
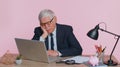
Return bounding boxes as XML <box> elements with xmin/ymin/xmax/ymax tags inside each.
<box><xmin>0</xmin><ymin>55</ymin><xmax>119</xmax><ymax>67</ymax></box>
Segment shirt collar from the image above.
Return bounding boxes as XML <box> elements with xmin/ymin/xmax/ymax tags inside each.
<box><xmin>49</xmin><ymin>26</ymin><xmax>56</xmax><ymax>36</ymax></box>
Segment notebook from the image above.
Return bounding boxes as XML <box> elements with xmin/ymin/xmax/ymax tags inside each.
<box><xmin>15</xmin><ymin>38</ymin><xmax>60</xmax><ymax>63</ymax></box>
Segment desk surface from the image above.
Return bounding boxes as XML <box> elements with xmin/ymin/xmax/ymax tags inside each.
<box><xmin>0</xmin><ymin>55</ymin><xmax>119</xmax><ymax>67</ymax></box>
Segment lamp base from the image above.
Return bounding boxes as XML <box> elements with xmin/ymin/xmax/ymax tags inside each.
<box><xmin>104</xmin><ymin>60</ymin><xmax>118</xmax><ymax>66</ymax></box>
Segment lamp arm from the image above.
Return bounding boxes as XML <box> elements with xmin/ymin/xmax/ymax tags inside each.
<box><xmin>99</xmin><ymin>28</ymin><xmax>120</xmax><ymax>37</ymax></box>
<box><xmin>99</xmin><ymin>28</ymin><xmax>120</xmax><ymax>65</ymax></box>
<box><xmin>109</xmin><ymin>37</ymin><xmax>119</xmax><ymax>60</ymax></box>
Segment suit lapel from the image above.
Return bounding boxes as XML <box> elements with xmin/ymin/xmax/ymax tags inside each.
<box><xmin>56</xmin><ymin>24</ymin><xmax>63</xmax><ymax>50</ymax></box>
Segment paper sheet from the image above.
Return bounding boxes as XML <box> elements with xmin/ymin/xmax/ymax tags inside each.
<box><xmin>63</xmin><ymin>56</ymin><xmax>90</xmax><ymax>63</ymax></box>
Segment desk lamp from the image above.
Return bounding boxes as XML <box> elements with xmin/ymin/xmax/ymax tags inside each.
<box><xmin>87</xmin><ymin>23</ymin><xmax>120</xmax><ymax>66</ymax></box>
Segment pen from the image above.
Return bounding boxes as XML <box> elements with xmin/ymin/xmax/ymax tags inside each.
<box><xmin>102</xmin><ymin>46</ymin><xmax>106</xmax><ymax>52</ymax></box>
<box><xmin>56</xmin><ymin>61</ymin><xmax>65</xmax><ymax>63</ymax></box>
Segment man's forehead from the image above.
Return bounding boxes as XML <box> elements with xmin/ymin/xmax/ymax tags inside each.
<box><xmin>40</xmin><ymin>17</ymin><xmax>51</xmax><ymax>23</ymax></box>
<box><xmin>41</xmin><ymin>17</ymin><xmax>50</xmax><ymax>21</ymax></box>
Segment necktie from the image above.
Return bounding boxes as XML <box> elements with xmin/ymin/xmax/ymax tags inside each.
<box><xmin>45</xmin><ymin>37</ymin><xmax>48</xmax><ymax>50</ymax></box>
<box><xmin>50</xmin><ymin>33</ymin><xmax>54</xmax><ymax>50</ymax></box>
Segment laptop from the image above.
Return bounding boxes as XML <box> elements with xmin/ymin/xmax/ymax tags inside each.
<box><xmin>15</xmin><ymin>38</ymin><xmax>61</xmax><ymax>63</ymax></box>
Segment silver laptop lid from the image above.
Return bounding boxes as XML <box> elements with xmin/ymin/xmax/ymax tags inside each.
<box><xmin>15</xmin><ymin>38</ymin><xmax>49</xmax><ymax>63</ymax></box>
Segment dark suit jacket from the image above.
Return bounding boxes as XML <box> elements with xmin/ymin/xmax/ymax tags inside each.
<box><xmin>32</xmin><ymin>23</ymin><xmax>83</xmax><ymax>57</ymax></box>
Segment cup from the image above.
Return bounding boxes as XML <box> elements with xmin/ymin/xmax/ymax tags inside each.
<box><xmin>98</xmin><ymin>52</ymin><xmax>104</xmax><ymax>64</ymax></box>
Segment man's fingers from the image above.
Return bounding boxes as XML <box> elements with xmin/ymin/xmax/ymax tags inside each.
<box><xmin>47</xmin><ymin>50</ymin><xmax>59</xmax><ymax>56</ymax></box>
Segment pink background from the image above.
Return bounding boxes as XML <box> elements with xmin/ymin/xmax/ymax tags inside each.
<box><xmin>0</xmin><ymin>0</ymin><xmax>120</xmax><ymax>61</ymax></box>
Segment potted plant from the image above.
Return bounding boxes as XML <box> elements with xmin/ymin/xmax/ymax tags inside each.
<box><xmin>15</xmin><ymin>54</ymin><xmax>22</xmax><ymax>64</ymax></box>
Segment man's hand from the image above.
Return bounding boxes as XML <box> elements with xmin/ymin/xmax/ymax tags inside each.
<box><xmin>47</xmin><ymin>50</ymin><xmax>59</xmax><ymax>57</ymax></box>
<box><xmin>41</xmin><ymin>26</ymin><xmax>48</xmax><ymax>39</ymax></box>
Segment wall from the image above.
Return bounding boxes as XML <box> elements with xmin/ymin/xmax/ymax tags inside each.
<box><xmin>0</xmin><ymin>0</ymin><xmax>120</xmax><ymax>61</ymax></box>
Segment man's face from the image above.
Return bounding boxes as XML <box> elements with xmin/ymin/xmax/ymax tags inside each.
<box><xmin>40</xmin><ymin>16</ymin><xmax>56</xmax><ymax>34</ymax></box>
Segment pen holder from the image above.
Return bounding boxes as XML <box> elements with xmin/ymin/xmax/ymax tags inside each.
<box><xmin>97</xmin><ymin>52</ymin><xmax>104</xmax><ymax>64</ymax></box>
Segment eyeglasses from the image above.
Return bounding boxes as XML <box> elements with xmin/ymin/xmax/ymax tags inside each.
<box><xmin>40</xmin><ymin>17</ymin><xmax>54</xmax><ymax>26</ymax></box>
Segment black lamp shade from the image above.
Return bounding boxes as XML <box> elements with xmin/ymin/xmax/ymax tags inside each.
<box><xmin>87</xmin><ymin>25</ymin><xmax>99</xmax><ymax>40</ymax></box>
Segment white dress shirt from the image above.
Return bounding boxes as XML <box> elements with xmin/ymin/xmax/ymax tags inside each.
<box><xmin>39</xmin><ymin>27</ymin><xmax>62</xmax><ymax>56</ymax></box>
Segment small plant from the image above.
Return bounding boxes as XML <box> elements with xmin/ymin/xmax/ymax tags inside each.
<box><xmin>15</xmin><ymin>54</ymin><xmax>22</xmax><ymax>64</ymax></box>
<box><xmin>16</xmin><ymin>54</ymin><xmax>22</xmax><ymax>60</ymax></box>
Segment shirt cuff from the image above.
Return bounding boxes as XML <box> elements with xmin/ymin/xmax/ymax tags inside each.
<box><xmin>57</xmin><ymin>51</ymin><xmax>62</xmax><ymax>56</ymax></box>
<box><xmin>39</xmin><ymin>36</ymin><xmax>45</xmax><ymax>42</ymax></box>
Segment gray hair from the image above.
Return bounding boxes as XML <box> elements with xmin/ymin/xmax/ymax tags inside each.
<box><xmin>38</xmin><ymin>9</ymin><xmax>55</xmax><ymax>20</ymax></box>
